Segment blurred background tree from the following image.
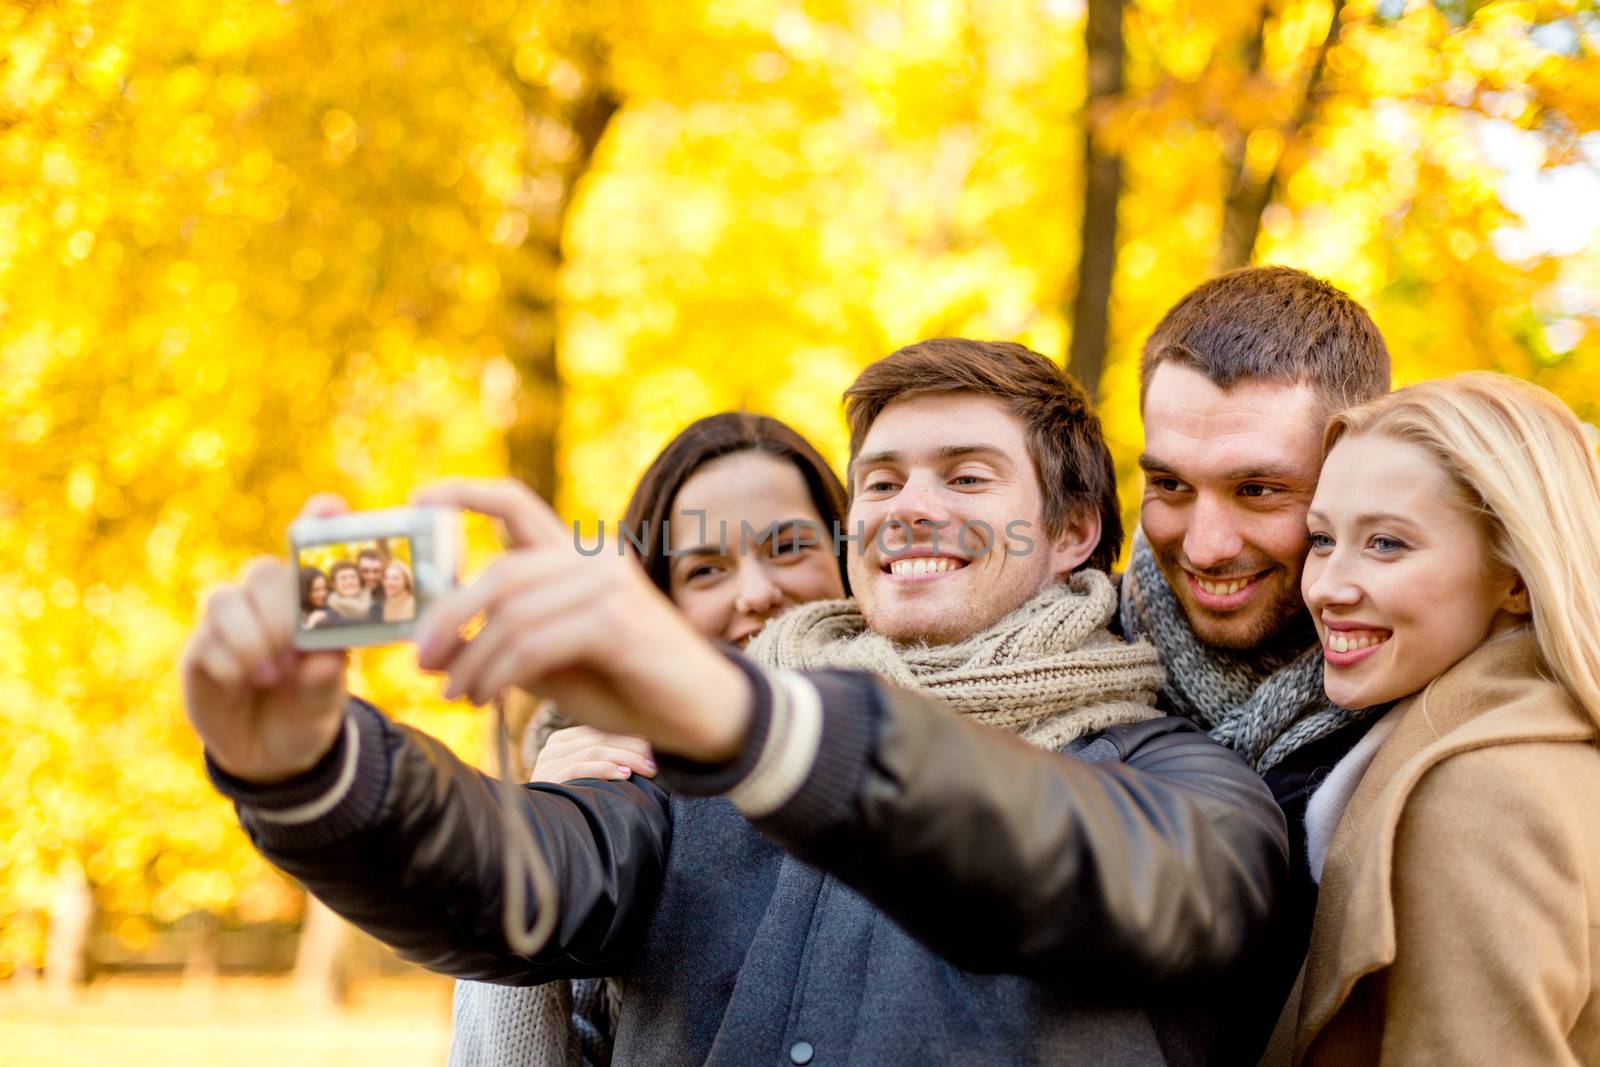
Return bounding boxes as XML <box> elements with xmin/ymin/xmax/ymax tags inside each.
<box><xmin>2</xmin><ymin>0</ymin><xmax>1596</xmax><ymax>996</ymax></box>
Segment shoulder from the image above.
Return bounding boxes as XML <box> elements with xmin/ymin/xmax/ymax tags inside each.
<box><xmin>1382</xmin><ymin>738</ymin><xmax>1600</xmax><ymax>955</ymax></box>
<box><xmin>1388</xmin><ymin>735</ymin><xmax>1600</xmax><ymax>908</ymax></box>
<box><xmin>1093</xmin><ymin>716</ymin><xmax>1283</xmax><ymax>809</ymax></box>
<box><xmin>1405</xmin><ymin>735</ymin><xmax>1600</xmax><ymax>834</ymax></box>
<box><xmin>1095</xmin><ymin>714</ymin><xmax>1215</xmax><ymax>761</ymax></box>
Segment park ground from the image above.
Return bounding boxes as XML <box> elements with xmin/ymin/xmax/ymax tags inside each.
<box><xmin>0</xmin><ymin>973</ymin><xmax>453</xmax><ymax>1067</ymax></box>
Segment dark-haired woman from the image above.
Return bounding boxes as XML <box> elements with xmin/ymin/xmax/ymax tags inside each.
<box><xmin>450</xmin><ymin>412</ymin><xmax>849</xmax><ymax>1067</ymax></box>
<box><xmin>299</xmin><ymin>566</ymin><xmax>330</xmax><ymax>629</ymax></box>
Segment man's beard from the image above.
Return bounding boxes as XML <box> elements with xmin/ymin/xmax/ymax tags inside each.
<box><xmin>1154</xmin><ymin>548</ymin><xmax>1312</xmax><ymax>652</ymax></box>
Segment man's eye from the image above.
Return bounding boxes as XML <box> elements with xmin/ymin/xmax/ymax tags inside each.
<box><xmin>1238</xmin><ymin>484</ymin><xmax>1277</xmax><ymax>499</ymax></box>
<box><xmin>864</xmin><ymin>480</ymin><xmax>899</xmax><ymax>493</ymax></box>
<box><xmin>950</xmin><ymin>475</ymin><xmax>987</xmax><ymax>487</ymax></box>
<box><xmin>1151</xmin><ymin>477</ymin><xmax>1185</xmax><ymax>493</ymax></box>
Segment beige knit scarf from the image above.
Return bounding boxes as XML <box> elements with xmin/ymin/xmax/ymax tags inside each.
<box><xmin>325</xmin><ymin>589</ymin><xmax>372</xmax><ymax>621</ymax></box>
<box><xmin>745</xmin><ymin>568</ymin><xmax>1165</xmax><ymax>752</ymax></box>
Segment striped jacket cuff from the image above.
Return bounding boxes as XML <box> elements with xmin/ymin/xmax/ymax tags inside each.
<box><xmin>205</xmin><ymin>697</ymin><xmax>392</xmax><ymax>852</ymax></box>
<box><xmin>658</xmin><ymin>653</ymin><xmax>879</xmax><ymax>835</ymax></box>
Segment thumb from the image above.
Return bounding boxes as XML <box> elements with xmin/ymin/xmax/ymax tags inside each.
<box><xmin>294</xmin><ymin>649</ymin><xmax>349</xmax><ymax>707</ymax></box>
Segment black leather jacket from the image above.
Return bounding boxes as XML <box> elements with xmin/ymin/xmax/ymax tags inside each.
<box><xmin>211</xmin><ymin>658</ymin><xmax>1289</xmax><ymax>1064</ymax></box>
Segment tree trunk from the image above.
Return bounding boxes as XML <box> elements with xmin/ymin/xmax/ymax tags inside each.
<box><xmin>293</xmin><ymin>894</ymin><xmax>351</xmax><ymax>1009</ymax></box>
<box><xmin>1217</xmin><ymin>0</ymin><xmax>1347</xmax><ymax>271</ymax></box>
<box><xmin>44</xmin><ymin>863</ymin><xmax>94</xmax><ymax>1000</ymax></box>
<box><xmin>1067</xmin><ymin>0</ymin><xmax>1124</xmax><ymax>400</ymax></box>
<box><xmin>504</xmin><ymin>74</ymin><xmax>620</xmax><ymax>503</ymax></box>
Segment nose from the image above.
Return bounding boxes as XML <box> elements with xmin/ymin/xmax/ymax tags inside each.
<box><xmin>884</xmin><ymin>472</ymin><xmax>955</xmax><ymax>544</ymax></box>
<box><xmin>1182</xmin><ymin>493</ymin><xmax>1246</xmax><ymax>572</ymax></box>
<box><xmin>1303</xmin><ymin>547</ymin><xmax>1362</xmax><ymax>613</ymax></box>
<box><xmin>733</xmin><ymin>561</ymin><xmax>785</xmax><ymax>617</ymax></box>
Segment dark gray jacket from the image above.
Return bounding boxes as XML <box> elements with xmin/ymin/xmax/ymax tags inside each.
<box><xmin>209</xmin><ymin>657</ymin><xmax>1289</xmax><ymax>1066</ymax></box>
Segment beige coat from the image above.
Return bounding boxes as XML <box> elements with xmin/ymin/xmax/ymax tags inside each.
<box><xmin>1294</xmin><ymin>631</ymin><xmax>1600</xmax><ymax>1065</ymax></box>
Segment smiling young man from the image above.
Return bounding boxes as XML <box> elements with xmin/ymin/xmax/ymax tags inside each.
<box><xmin>843</xmin><ymin>342</ymin><xmax>1118</xmax><ymax>647</ymax></box>
<box><xmin>1117</xmin><ymin>267</ymin><xmax>1391</xmax><ymax>948</ymax></box>
<box><xmin>182</xmin><ymin>339</ymin><xmax>1287</xmax><ymax>1066</ymax></box>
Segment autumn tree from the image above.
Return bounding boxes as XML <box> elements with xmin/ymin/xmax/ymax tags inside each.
<box><xmin>0</xmin><ymin>0</ymin><xmax>627</xmax><ymax>985</ymax></box>
<box><xmin>2</xmin><ymin>0</ymin><xmax>1596</xmax><ymax>993</ymax></box>
<box><xmin>1067</xmin><ymin>0</ymin><xmax>1125</xmax><ymax>398</ymax></box>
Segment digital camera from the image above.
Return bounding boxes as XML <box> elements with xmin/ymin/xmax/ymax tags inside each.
<box><xmin>289</xmin><ymin>506</ymin><xmax>461</xmax><ymax>650</ymax></box>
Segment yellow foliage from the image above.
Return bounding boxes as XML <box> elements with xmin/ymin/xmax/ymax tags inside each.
<box><xmin>1</xmin><ymin>0</ymin><xmax>1597</xmax><ymax>967</ymax></box>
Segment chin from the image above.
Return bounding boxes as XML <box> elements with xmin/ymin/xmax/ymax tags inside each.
<box><xmin>863</xmin><ymin>605</ymin><xmax>956</xmax><ymax>646</ymax></box>
<box><xmin>1187</xmin><ymin>613</ymin><xmax>1271</xmax><ymax>651</ymax></box>
<box><xmin>1323</xmin><ymin>682</ymin><xmax>1362</xmax><ymax>709</ymax></box>
<box><xmin>1184</xmin><ymin>595</ymin><xmax>1307</xmax><ymax>651</ymax></box>
<box><xmin>1324</xmin><ymin>668</ymin><xmax>1407</xmax><ymax>710</ymax></box>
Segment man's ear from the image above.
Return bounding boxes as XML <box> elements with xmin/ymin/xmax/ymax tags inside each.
<box><xmin>1047</xmin><ymin>508</ymin><xmax>1102</xmax><ymax>577</ymax></box>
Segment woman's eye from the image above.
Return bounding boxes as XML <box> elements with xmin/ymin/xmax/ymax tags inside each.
<box><xmin>1308</xmin><ymin>532</ymin><xmax>1334</xmax><ymax>552</ymax></box>
<box><xmin>1369</xmin><ymin>535</ymin><xmax>1407</xmax><ymax>553</ymax></box>
<box><xmin>686</xmin><ymin>564</ymin><xmax>722</xmax><ymax>581</ymax></box>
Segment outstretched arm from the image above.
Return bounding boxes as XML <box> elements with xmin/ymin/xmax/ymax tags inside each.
<box><xmin>207</xmin><ymin>696</ymin><xmax>672</xmax><ymax>984</ymax></box>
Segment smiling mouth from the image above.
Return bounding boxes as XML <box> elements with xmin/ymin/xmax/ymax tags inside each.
<box><xmin>1184</xmin><ymin>569</ymin><xmax>1267</xmax><ymax>609</ymax></box>
<box><xmin>1324</xmin><ymin>628</ymin><xmax>1391</xmax><ymax>654</ymax></box>
<box><xmin>1194</xmin><ymin>575</ymin><xmax>1253</xmax><ymax>596</ymax></box>
<box><xmin>885</xmin><ymin>556</ymin><xmax>969</xmax><ymax>578</ymax></box>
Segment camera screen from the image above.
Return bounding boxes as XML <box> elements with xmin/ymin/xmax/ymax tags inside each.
<box><xmin>296</xmin><ymin>537</ymin><xmax>417</xmax><ymax>630</ymax></box>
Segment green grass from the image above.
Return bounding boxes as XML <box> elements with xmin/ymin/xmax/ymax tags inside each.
<box><xmin>0</xmin><ymin>974</ymin><xmax>453</xmax><ymax>1067</ymax></box>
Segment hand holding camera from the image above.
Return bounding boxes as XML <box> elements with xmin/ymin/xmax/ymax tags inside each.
<box><xmin>182</xmin><ymin>480</ymin><xmax>752</xmax><ymax>785</ymax></box>
<box><xmin>411</xmin><ymin>478</ymin><xmax>752</xmax><ymax>764</ymax></box>
<box><xmin>180</xmin><ymin>495</ymin><xmax>354</xmax><ymax>783</ymax></box>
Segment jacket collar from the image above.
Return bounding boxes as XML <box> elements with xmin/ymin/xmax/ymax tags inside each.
<box><xmin>1296</xmin><ymin>628</ymin><xmax>1596</xmax><ymax>1057</ymax></box>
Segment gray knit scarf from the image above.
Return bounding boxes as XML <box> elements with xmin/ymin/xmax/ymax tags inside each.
<box><xmin>747</xmin><ymin>568</ymin><xmax>1165</xmax><ymax>752</ymax></box>
<box><xmin>1118</xmin><ymin>529</ymin><xmax>1375</xmax><ymax>772</ymax></box>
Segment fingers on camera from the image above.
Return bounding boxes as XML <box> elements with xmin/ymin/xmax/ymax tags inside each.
<box><xmin>298</xmin><ymin>493</ymin><xmax>351</xmax><ymax>519</ymax></box>
<box><xmin>197</xmin><ymin>562</ymin><xmax>293</xmax><ymax>688</ymax></box>
<box><xmin>445</xmin><ymin>573</ymin><xmax>614</xmax><ymax>703</ymax></box>
<box><xmin>413</xmin><ymin>478</ymin><xmax>565</xmax><ymax>549</ymax></box>
<box><xmin>242</xmin><ymin>558</ymin><xmax>295</xmax><ymax>634</ymax></box>
<box><xmin>201</xmin><ymin>588</ymin><xmax>276</xmax><ymax>688</ymax></box>
<box><xmin>421</xmin><ymin>555</ymin><xmax>590</xmax><ymax>674</ymax></box>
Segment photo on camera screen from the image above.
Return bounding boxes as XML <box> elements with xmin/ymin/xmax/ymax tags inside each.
<box><xmin>296</xmin><ymin>537</ymin><xmax>417</xmax><ymax>632</ymax></box>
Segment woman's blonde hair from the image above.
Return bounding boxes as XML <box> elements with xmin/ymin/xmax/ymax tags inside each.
<box><xmin>385</xmin><ymin>560</ymin><xmax>413</xmax><ymax>594</ymax></box>
<box><xmin>1326</xmin><ymin>371</ymin><xmax>1600</xmax><ymax>732</ymax></box>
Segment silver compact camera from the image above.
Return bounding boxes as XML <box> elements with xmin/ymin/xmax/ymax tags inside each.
<box><xmin>289</xmin><ymin>506</ymin><xmax>461</xmax><ymax>650</ymax></box>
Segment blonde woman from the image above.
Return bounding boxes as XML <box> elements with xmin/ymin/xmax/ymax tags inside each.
<box><xmin>1292</xmin><ymin>372</ymin><xmax>1600</xmax><ymax>1064</ymax></box>
<box><xmin>381</xmin><ymin>561</ymin><xmax>416</xmax><ymax>623</ymax></box>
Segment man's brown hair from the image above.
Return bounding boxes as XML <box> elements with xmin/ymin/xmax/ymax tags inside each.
<box><xmin>843</xmin><ymin>338</ymin><xmax>1121</xmax><ymax>575</ymax></box>
<box><xmin>1140</xmin><ymin>266</ymin><xmax>1390</xmax><ymax>413</ymax></box>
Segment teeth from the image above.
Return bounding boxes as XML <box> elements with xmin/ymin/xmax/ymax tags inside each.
<box><xmin>1197</xmin><ymin>576</ymin><xmax>1250</xmax><ymax>596</ymax></box>
<box><xmin>889</xmin><ymin>557</ymin><xmax>963</xmax><ymax>576</ymax></box>
<box><xmin>1327</xmin><ymin>630</ymin><xmax>1389</xmax><ymax>654</ymax></box>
